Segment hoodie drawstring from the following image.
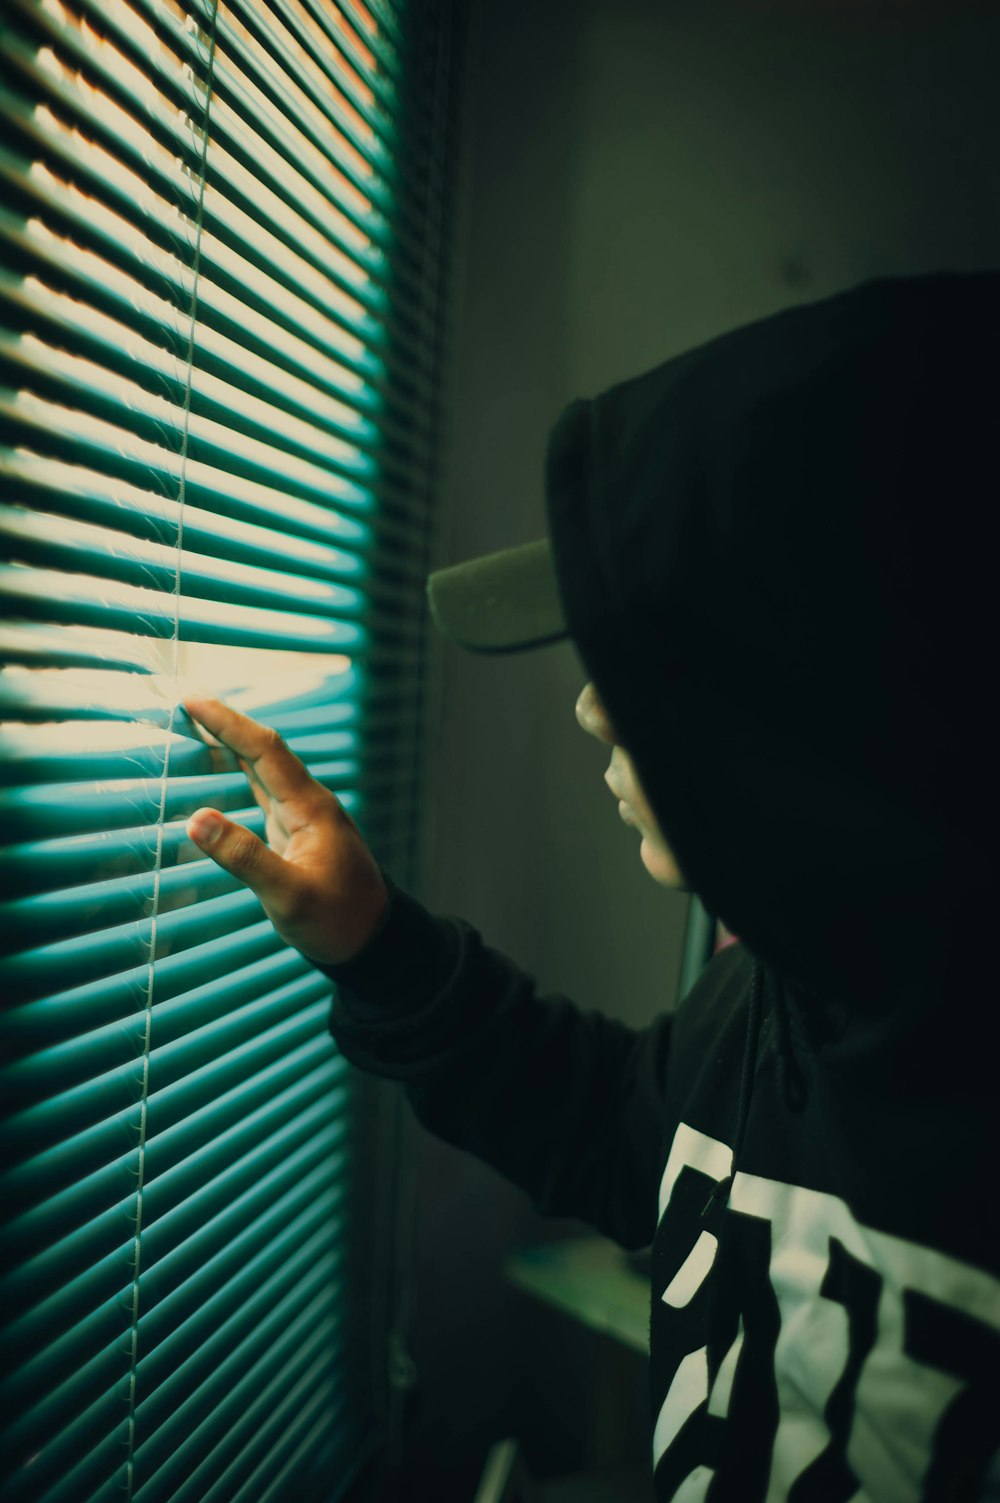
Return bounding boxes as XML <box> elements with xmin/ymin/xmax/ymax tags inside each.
<box><xmin>772</xmin><ymin>976</ymin><xmax>809</xmax><ymax>1111</ymax></box>
<box><xmin>701</xmin><ymin>955</ymin><xmax>765</xmax><ymax>1219</ymax></box>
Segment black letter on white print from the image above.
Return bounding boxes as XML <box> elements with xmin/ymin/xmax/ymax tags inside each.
<box><xmin>903</xmin><ymin>1288</ymin><xmax>1000</xmax><ymax>1503</ymax></box>
<box><xmin>789</xmin><ymin>1237</ymin><xmax>881</xmax><ymax>1503</ymax></box>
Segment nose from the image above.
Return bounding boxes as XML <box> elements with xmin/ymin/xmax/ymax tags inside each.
<box><xmin>575</xmin><ymin>683</ymin><xmax>616</xmax><ymax>745</ymax></box>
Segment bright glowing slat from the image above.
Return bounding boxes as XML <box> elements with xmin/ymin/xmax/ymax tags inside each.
<box><xmin>208</xmin><ymin>90</ymin><xmax>381</xmax><ymax>260</ymax></box>
<box><xmin>83</xmin><ymin>0</ymin><xmax>391</xmax><ymax>204</ymax></box>
<box><xmin>201</xmin><ymin>171</ymin><xmax>380</xmax><ymax>319</ymax></box>
<box><xmin>2</xmin><ymin>331</ymin><xmax>377</xmax><ymax>493</ymax></box>
<box><xmin>210</xmin><ymin>35</ymin><xmax>379</xmax><ymax>221</ymax></box>
<box><xmin>130</xmin><ymin>0</ymin><xmax>392</xmax><ymax>176</ymax></box>
<box><xmin>341</xmin><ymin>0</ymin><xmax>384</xmax><ymax>43</ymax></box>
<box><xmin>0</xmin><ymin>566</ymin><xmax>364</xmax><ymax>653</ymax></box>
<box><xmin>0</xmin><ymin>450</ymin><xmax>370</xmax><ymax>561</ymax></box>
<box><xmin>26</xmin><ymin>16</ymin><xmax>207</xmax><ymax>169</ymax></box>
<box><xmin>0</xmin><ymin>666</ymin><xmax>363</xmax><ymax>734</ymax></box>
<box><xmin>217</xmin><ymin>0</ymin><xmax>383</xmax><ymax>164</ymax></box>
<box><xmin>31</xmin><ymin>32</ymin><xmax>198</xmax><ymax>159</ymax></box>
<box><xmin>203</xmin><ymin>138</ymin><xmax>379</xmax><ymax>298</ymax></box>
<box><xmin>1</xmin><ymin>90</ymin><xmax>382</xmax><ymax>341</ymax></box>
<box><xmin>0</xmin><ymin>154</ymin><xmax>382</xmax><ymax>388</ymax></box>
<box><xmin>0</xmin><ymin>384</ymin><xmax>374</xmax><ymax>520</ymax></box>
<box><xmin>315</xmin><ymin>0</ymin><xmax>386</xmax><ymax>61</ymax></box>
<box><xmin>14</xmin><ymin>47</ymin><xmax>204</xmax><ymax>221</ymax></box>
<box><xmin>0</xmin><ymin>622</ymin><xmax>159</xmax><ymax>672</ymax></box>
<box><xmin>272</xmin><ymin>0</ymin><xmax>382</xmax><ymax>113</ymax></box>
<box><xmin>276</xmin><ymin>0</ymin><xmax>384</xmax><ymax>107</ymax></box>
<box><xmin>0</xmin><ymin>666</ymin><xmax>180</xmax><ymax>723</ymax></box>
<box><xmin>0</xmin><ymin>222</ymin><xmax>380</xmax><ymax>439</ymax></box>
<box><xmin>0</xmin><ymin>391</ymin><xmax>374</xmax><ymax>533</ymax></box>
<box><xmin>28</xmin><ymin>0</ymin><xmax>382</xmax><ymax>269</ymax></box>
<box><xmin>196</xmin><ymin>215</ymin><xmax>378</xmax><ymax>370</ymax></box>
<box><xmin>0</xmin><ymin>507</ymin><xmax>366</xmax><ymax>616</ymax></box>
<box><xmin>0</xmin><ymin>708</ymin><xmax>356</xmax><ymax>801</ymax></box>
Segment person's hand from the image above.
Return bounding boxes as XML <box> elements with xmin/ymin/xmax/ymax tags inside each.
<box><xmin>182</xmin><ymin>696</ymin><xmax>389</xmax><ymax>967</ymax></box>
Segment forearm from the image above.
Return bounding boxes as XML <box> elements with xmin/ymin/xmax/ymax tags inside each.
<box><xmin>319</xmin><ymin>879</ymin><xmax>669</xmax><ymax>1249</ymax></box>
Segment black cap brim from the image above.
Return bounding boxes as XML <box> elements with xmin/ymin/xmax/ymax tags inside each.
<box><xmin>426</xmin><ymin>537</ymin><xmax>568</xmax><ymax>653</ymax></box>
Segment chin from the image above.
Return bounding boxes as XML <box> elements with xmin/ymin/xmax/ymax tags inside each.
<box><xmin>640</xmin><ymin>836</ymin><xmax>685</xmax><ymax>889</ymax></box>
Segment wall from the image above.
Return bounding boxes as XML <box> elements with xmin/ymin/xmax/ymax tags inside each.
<box><xmin>392</xmin><ymin>1</ymin><xmax>1000</xmax><ymax>1496</ymax></box>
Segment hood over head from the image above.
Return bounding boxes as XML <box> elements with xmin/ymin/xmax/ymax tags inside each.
<box><xmin>546</xmin><ymin>272</ymin><xmax>996</xmax><ymax>1066</ymax></box>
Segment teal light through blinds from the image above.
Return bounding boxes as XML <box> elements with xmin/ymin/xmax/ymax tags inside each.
<box><xmin>0</xmin><ymin>0</ymin><xmax>463</xmax><ymax>1496</ymax></box>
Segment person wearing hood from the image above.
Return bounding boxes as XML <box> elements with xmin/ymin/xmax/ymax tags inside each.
<box><xmin>184</xmin><ymin>270</ymin><xmax>1000</xmax><ymax>1501</ymax></box>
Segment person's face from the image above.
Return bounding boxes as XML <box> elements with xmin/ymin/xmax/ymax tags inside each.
<box><xmin>575</xmin><ymin>682</ymin><xmax>687</xmax><ymax>889</ymax></box>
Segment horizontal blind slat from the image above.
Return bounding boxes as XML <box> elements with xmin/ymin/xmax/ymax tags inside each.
<box><xmin>0</xmin><ymin>448</ymin><xmax>369</xmax><ymax>575</ymax></box>
<box><xmin>134</xmin><ymin>1184</ymin><xmax>341</xmax><ymax>1406</ymax></box>
<box><xmin>0</xmin><ymin>854</ymin><xmax>243</xmax><ymax>954</ymax></box>
<box><xmin>141</xmin><ymin>1089</ymin><xmax>344</xmax><ymax>1252</ymax></box>
<box><xmin>220</xmin><ymin>1383</ymin><xmax>348</xmax><ymax>1503</ymax></box>
<box><xmin>0</xmin><ymin>887</ymin><xmax>267</xmax><ymax>1006</ymax></box>
<box><xmin>0</xmin><ymin>276</ymin><xmax>388</xmax><ymax>481</ymax></box>
<box><xmin>1</xmin><ymin>332</ymin><xmax>383</xmax><ymax>505</ymax></box>
<box><xmin>205</xmin><ymin>1372</ymin><xmax>345</xmax><ymax>1503</ymax></box>
<box><xmin>1</xmin><ymin>0</ymin><xmax>453</xmax><ymax>1500</ymax></box>
<box><xmin>0</xmin><ymin>565</ymin><xmax>365</xmax><ymax>653</ymax></box>
<box><xmin>0</xmin><ymin>926</ymin><xmax>293</xmax><ymax>1157</ymax></box>
<box><xmin>2</xmin><ymin>973</ymin><xmax>329</xmax><ymax>1154</ymax></box>
<box><xmin>0</xmin><ymin>506</ymin><xmax>366</xmax><ymax>616</ymax></box>
<box><xmin>0</xmin><ymin>1372</ymin><xmax>128</xmax><ymax>1503</ymax></box>
<box><xmin>0</xmin><ymin>1291</ymin><xmax>132</xmax><ymax>1468</ymax></box>
<box><xmin>1</xmin><ymin>385</ymin><xmax>377</xmax><ymax>544</ymax></box>
<box><xmin>0</xmin><ymin>143</ymin><xmax>390</xmax><ymax>403</ymax></box>
<box><xmin>0</xmin><ymin>1033</ymin><xmax>337</xmax><ymax>1332</ymax></box>
<box><xmin>0</xmin><ymin>1195</ymin><xmax>137</xmax><ymax>1350</ymax></box>
<box><xmin>8</xmin><ymin>0</ymin><xmax>406</xmax><ymax>276</ymax></box>
<box><xmin>143</xmin><ymin>1045</ymin><xmax>341</xmax><ymax>1190</ymax></box>
<box><xmin>0</xmin><ymin>989</ymin><xmax>327</xmax><ymax>1218</ymax></box>
<box><xmin>0</xmin><ymin>14</ymin><xmax>397</xmax><ymax>318</ymax></box>
<box><xmin>0</xmin><ymin>621</ymin><xmax>158</xmax><ymax>673</ymax></box>
<box><xmin>134</xmin><ymin>1278</ymin><xmax>340</xmax><ymax>1500</ymax></box>
<box><xmin>0</xmin><ymin>774</ymin><xmax>358</xmax><ymax>841</ymax></box>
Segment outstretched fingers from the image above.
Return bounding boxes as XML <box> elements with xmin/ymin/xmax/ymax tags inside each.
<box><xmin>183</xmin><ymin>695</ymin><xmax>317</xmax><ymax>809</ymax></box>
<box><xmin>186</xmin><ymin>806</ymin><xmax>295</xmax><ymax>910</ymax></box>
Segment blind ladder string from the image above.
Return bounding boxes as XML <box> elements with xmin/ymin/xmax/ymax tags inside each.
<box><xmin>123</xmin><ymin>5</ymin><xmax>221</xmax><ymax>1494</ymax></box>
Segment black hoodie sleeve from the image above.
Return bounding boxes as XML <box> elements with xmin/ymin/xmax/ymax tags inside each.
<box><xmin>318</xmin><ymin>875</ymin><xmax>672</xmax><ymax>1251</ymax></box>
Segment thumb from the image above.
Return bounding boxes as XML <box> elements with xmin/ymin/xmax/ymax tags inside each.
<box><xmin>186</xmin><ymin>807</ymin><xmax>290</xmax><ymax>905</ymax></box>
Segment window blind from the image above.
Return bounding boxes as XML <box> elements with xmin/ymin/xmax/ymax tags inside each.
<box><xmin>0</xmin><ymin>0</ymin><xmax>463</xmax><ymax>1497</ymax></box>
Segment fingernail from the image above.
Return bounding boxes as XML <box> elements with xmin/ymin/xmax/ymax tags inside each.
<box><xmin>188</xmin><ymin>809</ymin><xmax>222</xmax><ymax>845</ymax></box>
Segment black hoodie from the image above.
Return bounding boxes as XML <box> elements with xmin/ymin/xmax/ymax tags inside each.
<box><xmin>323</xmin><ymin>273</ymin><xmax>1000</xmax><ymax>1500</ymax></box>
